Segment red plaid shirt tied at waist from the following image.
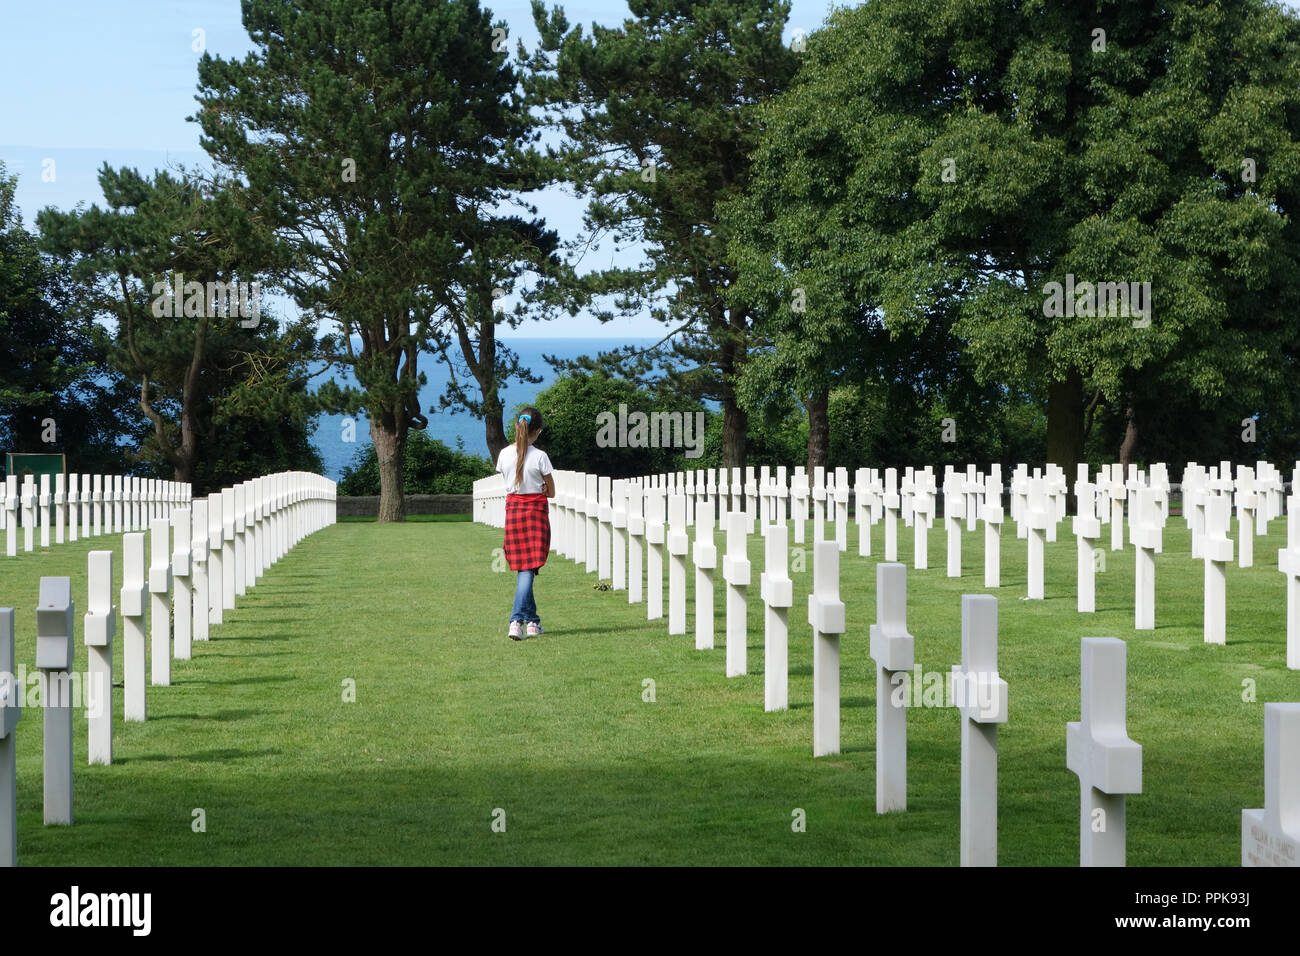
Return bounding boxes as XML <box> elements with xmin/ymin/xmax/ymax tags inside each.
<box><xmin>503</xmin><ymin>493</ymin><xmax>551</xmax><ymax>570</ymax></box>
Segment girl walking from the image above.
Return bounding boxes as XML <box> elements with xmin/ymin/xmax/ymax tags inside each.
<box><xmin>496</xmin><ymin>406</ymin><xmax>555</xmax><ymax>640</ymax></box>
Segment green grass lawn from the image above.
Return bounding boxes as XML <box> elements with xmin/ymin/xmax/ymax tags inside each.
<box><xmin>3</xmin><ymin>510</ymin><xmax>1296</xmax><ymax>865</ymax></box>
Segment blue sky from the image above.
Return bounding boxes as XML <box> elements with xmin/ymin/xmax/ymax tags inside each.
<box><xmin>0</xmin><ymin>0</ymin><xmax>840</xmax><ymax>339</ymax></box>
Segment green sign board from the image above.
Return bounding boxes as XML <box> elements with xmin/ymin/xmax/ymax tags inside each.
<box><xmin>5</xmin><ymin>453</ymin><xmax>66</xmax><ymax>480</ymax></box>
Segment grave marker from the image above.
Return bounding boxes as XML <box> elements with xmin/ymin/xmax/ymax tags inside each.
<box><xmin>1278</xmin><ymin>500</ymin><xmax>1300</xmax><ymax>670</ymax></box>
<box><xmin>884</xmin><ymin>468</ymin><xmax>900</xmax><ymax>562</ymax></box>
<box><xmin>1025</xmin><ymin>477</ymin><xmax>1049</xmax><ymax>600</ymax></box>
<box><xmin>645</xmin><ymin>487</ymin><xmax>666</xmax><ymax>621</ymax></box>
<box><xmin>1202</xmin><ymin>493</ymin><xmax>1233</xmax><ymax>645</ymax></box>
<box><xmin>668</xmin><ymin>494</ymin><xmax>688</xmax><ymax>635</ymax></box>
<box><xmin>952</xmin><ymin>594</ymin><xmax>1007</xmax><ymax>866</ymax></box>
<box><xmin>611</xmin><ymin>480</ymin><xmax>627</xmax><ymax>592</ymax></box>
<box><xmin>722</xmin><ymin>511</ymin><xmax>750</xmax><ymax>678</ymax></box>
<box><xmin>791</xmin><ymin>468</ymin><xmax>809</xmax><ymax>545</ymax></box>
<box><xmin>871</xmin><ymin>563</ymin><xmax>915</xmax><ymax>813</ymax></box>
<box><xmin>149</xmin><ymin>518</ymin><xmax>172</xmax><ymax>687</ymax></box>
<box><xmin>84</xmin><ymin>551</ymin><xmax>115</xmax><ymax>765</ymax></box>
<box><xmin>1241</xmin><ymin>702</ymin><xmax>1300</xmax><ymax>867</ymax></box>
<box><xmin>809</xmin><ymin>541</ymin><xmax>845</xmax><ymax>756</ymax></box>
<box><xmin>693</xmin><ymin>499</ymin><xmax>717</xmax><ymax>650</ymax></box>
<box><xmin>0</xmin><ymin>609</ymin><xmax>19</xmax><ymax>865</ymax></box>
<box><xmin>627</xmin><ymin>482</ymin><xmax>645</xmax><ymax>605</ymax></box>
<box><xmin>37</xmin><ymin>576</ymin><xmax>74</xmax><ymax>824</ymax></box>
<box><xmin>945</xmin><ymin>472</ymin><xmax>965</xmax><ymax>578</ymax></box>
<box><xmin>762</xmin><ymin>522</ymin><xmax>793</xmax><ymax>712</ymax></box>
<box><xmin>1066</xmin><ymin>637</ymin><xmax>1142</xmax><ymax>867</ymax></box>
<box><xmin>192</xmin><ymin>499</ymin><xmax>210</xmax><ymax>641</ymax></box>
<box><xmin>1131</xmin><ymin>488</ymin><xmax>1162</xmax><ymax>631</ymax></box>
<box><xmin>982</xmin><ymin>467</ymin><xmax>1003</xmax><ymax>589</ymax></box>
<box><xmin>120</xmin><ymin>533</ymin><xmax>147</xmax><ymax>722</ymax></box>
<box><xmin>1074</xmin><ymin>477</ymin><xmax>1102</xmax><ymax>613</ymax></box>
<box><xmin>173</xmin><ymin>508</ymin><xmax>193</xmax><ymax>660</ymax></box>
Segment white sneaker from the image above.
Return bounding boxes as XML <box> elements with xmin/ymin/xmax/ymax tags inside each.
<box><xmin>509</xmin><ymin>621</ymin><xmax>524</xmax><ymax>640</ymax></box>
<box><xmin>526</xmin><ymin>622</ymin><xmax>544</xmax><ymax>637</ymax></box>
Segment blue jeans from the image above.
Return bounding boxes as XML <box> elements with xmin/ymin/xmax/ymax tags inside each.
<box><xmin>511</xmin><ymin>569</ymin><xmax>541</xmax><ymax>624</ymax></box>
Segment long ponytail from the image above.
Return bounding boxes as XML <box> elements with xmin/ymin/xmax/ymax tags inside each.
<box><xmin>514</xmin><ymin>406</ymin><xmax>542</xmax><ymax>489</ymax></box>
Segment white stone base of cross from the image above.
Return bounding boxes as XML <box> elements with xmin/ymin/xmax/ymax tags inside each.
<box><xmin>871</xmin><ymin>563</ymin><xmax>914</xmax><ymax>813</ymax></box>
<box><xmin>1242</xmin><ymin>702</ymin><xmax>1300</xmax><ymax>866</ymax></box>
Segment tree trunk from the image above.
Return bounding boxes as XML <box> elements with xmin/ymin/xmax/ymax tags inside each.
<box><xmin>371</xmin><ymin>409</ymin><xmax>407</xmax><ymax>522</ymax></box>
<box><xmin>1118</xmin><ymin>392</ymin><xmax>1138</xmax><ymax>470</ymax></box>
<box><xmin>718</xmin><ymin>308</ymin><xmax>748</xmax><ymax>469</ymax></box>
<box><xmin>1046</xmin><ymin>371</ymin><xmax>1084</xmax><ymax>469</ymax></box>
<box><xmin>484</xmin><ymin>390</ymin><xmax>507</xmax><ymax>463</ymax></box>
<box><xmin>806</xmin><ymin>388</ymin><xmax>829</xmax><ymax>473</ymax></box>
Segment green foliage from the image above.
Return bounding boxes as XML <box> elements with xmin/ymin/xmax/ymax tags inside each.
<box><xmin>530</xmin><ymin>367</ymin><xmax>710</xmax><ymax>477</ymax></box>
<box><xmin>0</xmin><ymin>163</ymin><xmax>133</xmax><ymax>473</ymax></box>
<box><xmin>727</xmin><ymin>0</ymin><xmax>1300</xmax><ymax>464</ymax></box>
<box><xmin>338</xmin><ymin>431</ymin><xmax>492</xmax><ymax>496</ymax></box>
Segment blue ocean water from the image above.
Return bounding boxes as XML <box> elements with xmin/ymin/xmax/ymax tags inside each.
<box><xmin>313</xmin><ymin>337</ymin><xmax>658</xmax><ymax>480</ymax></box>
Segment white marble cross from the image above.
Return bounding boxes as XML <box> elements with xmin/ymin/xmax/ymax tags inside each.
<box><xmin>744</xmin><ymin>466</ymin><xmax>759</xmax><ymax>534</ymax></box>
<box><xmin>584</xmin><ymin>474</ymin><xmax>600</xmax><ymax>575</ymax></box>
<box><xmin>855</xmin><ymin>467</ymin><xmax>872</xmax><ymax>557</ymax></box>
<box><xmin>1278</xmin><ymin>499</ymin><xmax>1300</xmax><ymax>670</ymax></box>
<box><xmin>0</xmin><ymin>613</ymin><xmax>16</xmax><ymax>868</ymax></box>
<box><xmin>981</xmin><ymin>469</ymin><xmax>1004</xmax><ymax>589</ymax></box>
<box><xmin>693</xmin><ymin>497</ymin><xmax>717</xmax><ymax>650</ymax></box>
<box><xmin>1235</xmin><ymin>465</ymin><xmax>1256</xmax><ymax>568</ymax></box>
<box><xmin>667</xmin><ymin>493</ymin><xmax>689</xmax><ymax>636</ymax></box>
<box><xmin>172</xmin><ymin>508</ymin><xmax>193</xmax><ymax>660</ymax></box>
<box><xmin>722</xmin><ymin>511</ymin><xmax>751</xmax><ymax>678</ymax></box>
<box><xmin>762</xmin><ymin>522</ymin><xmax>793</xmax><ymax>712</ymax></box>
<box><xmin>833</xmin><ymin>466</ymin><xmax>850</xmax><ymax>552</ymax></box>
<box><xmin>1066</xmin><ymin>637</ymin><xmax>1142</xmax><ymax>866</ymax></box>
<box><xmin>1025</xmin><ymin>477</ymin><xmax>1050</xmax><ymax>600</ymax></box>
<box><xmin>912</xmin><ymin>472</ymin><xmax>934</xmax><ymax>571</ymax></box>
<box><xmin>84</xmin><ymin>551</ymin><xmax>115</xmax><ymax>766</ymax></box>
<box><xmin>120</xmin><ymin>533</ymin><xmax>148</xmax><ymax>722</ymax></box>
<box><xmin>645</xmin><ymin>486</ymin><xmax>666</xmax><ymax>621</ymax></box>
<box><xmin>791</xmin><ymin>467</ymin><xmax>809</xmax><ymax>545</ymax></box>
<box><xmin>597</xmin><ymin>476</ymin><xmax>612</xmax><ymax>582</ymax></box>
<box><xmin>871</xmin><ymin>563</ymin><xmax>915</xmax><ymax>813</ymax></box>
<box><xmin>149</xmin><ymin>517</ymin><xmax>173</xmax><ymax>687</ymax></box>
<box><xmin>191</xmin><ymin>499</ymin><xmax>210</xmax><ymax>642</ymax></box>
<box><xmin>626</xmin><ymin>481</ymin><xmax>645</xmax><ymax>606</ymax></box>
<box><xmin>66</xmin><ymin>474</ymin><xmax>79</xmax><ymax>542</ymax></box>
<box><xmin>945</xmin><ymin>472</ymin><xmax>965</xmax><ymax>578</ymax></box>
<box><xmin>36</xmin><ymin>576</ymin><xmax>75</xmax><ymax>825</ymax></box>
<box><xmin>758</xmin><ymin>466</ymin><xmax>773</xmax><ymax>538</ymax></box>
<box><xmin>952</xmin><ymin>594</ymin><xmax>1007</xmax><ymax>866</ymax></box>
<box><xmin>730</xmin><ymin>468</ymin><xmax>745</xmax><ymax>534</ymax></box>
<box><xmin>774</xmin><ymin>465</ymin><xmax>789</xmax><ymax>530</ymax></box>
<box><xmin>38</xmin><ymin>474</ymin><xmax>51</xmax><ymax>548</ymax></box>
<box><xmin>610</xmin><ymin>480</ymin><xmax>627</xmax><ymax>592</ymax></box>
<box><xmin>809</xmin><ymin>540</ymin><xmax>845</xmax><ymax>755</ymax></box>
<box><xmin>1131</xmin><ymin>488</ymin><xmax>1162</xmax><ymax>631</ymax></box>
<box><xmin>53</xmin><ymin>474</ymin><xmax>66</xmax><ymax>545</ymax></box>
<box><xmin>884</xmin><ymin>467</ymin><xmax>900</xmax><ymax>561</ymax></box>
<box><xmin>21</xmin><ymin>476</ymin><xmax>36</xmax><ymax>551</ymax></box>
<box><xmin>0</xmin><ymin>608</ymin><xmax>18</xmax><ymax>865</ymax></box>
<box><xmin>1073</xmin><ymin>477</ymin><xmax>1102</xmax><ymax>613</ymax></box>
<box><xmin>1010</xmin><ymin>466</ymin><xmax>1029</xmax><ymax>540</ymax></box>
<box><xmin>206</xmin><ymin>493</ymin><xmax>225</xmax><ymax>627</ymax></box>
<box><xmin>1108</xmin><ymin>464</ymin><xmax>1125</xmax><ymax>551</ymax></box>
<box><xmin>1202</xmin><ymin>493</ymin><xmax>1233</xmax><ymax>645</ymax></box>
<box><xmin>812</xmin><ymin>466</ymin><xmax>827</xmax><ymax>544</ymax></box>
<box><xmin>1242</xmin><ymin>702</ymin><xmax>1300</xmax><ymax>866</ymax></box>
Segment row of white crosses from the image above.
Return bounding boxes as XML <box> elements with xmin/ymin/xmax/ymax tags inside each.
<box><xmin>0</xmin><ymin>472</ymin><xmax>336</xmax><ymax>862</ymax></box>
<box><xmin>478</xmin><ymin>457</ymin><xmax>1300</xmax><ymax>662</ymax></box>
<box><xmin>471</xmin><ymin>462</ymin><xmax>1300</xmax><ymax>865</ymax></box>
<box><xmin>2</xmin><ymin>475</ymin><xmax>190</xmax><ymax>557</ymax></box>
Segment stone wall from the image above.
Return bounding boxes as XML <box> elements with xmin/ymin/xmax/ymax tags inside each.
<box><xmin>337</xmin><ymin>494</ymin><xmax>471</xmax><ymax>517</ymax></box>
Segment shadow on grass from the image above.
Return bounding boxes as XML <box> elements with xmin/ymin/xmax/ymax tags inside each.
<box><xmin>116</xmin><ymin>747</ymin><xmax>284</xmax><ymax>764</ymax></box>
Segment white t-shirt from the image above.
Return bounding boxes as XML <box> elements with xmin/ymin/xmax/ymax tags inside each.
<box><xmin>496</xmin><ymin>444</ymin><xmax>554</xmax><ymax>495</ymax></box>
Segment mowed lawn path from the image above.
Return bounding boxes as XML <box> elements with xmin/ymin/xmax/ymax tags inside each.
<box><xmin>7</xmin><ymin>514</ymin><xmax>1300</xmax><ymax>865</ymax></box>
